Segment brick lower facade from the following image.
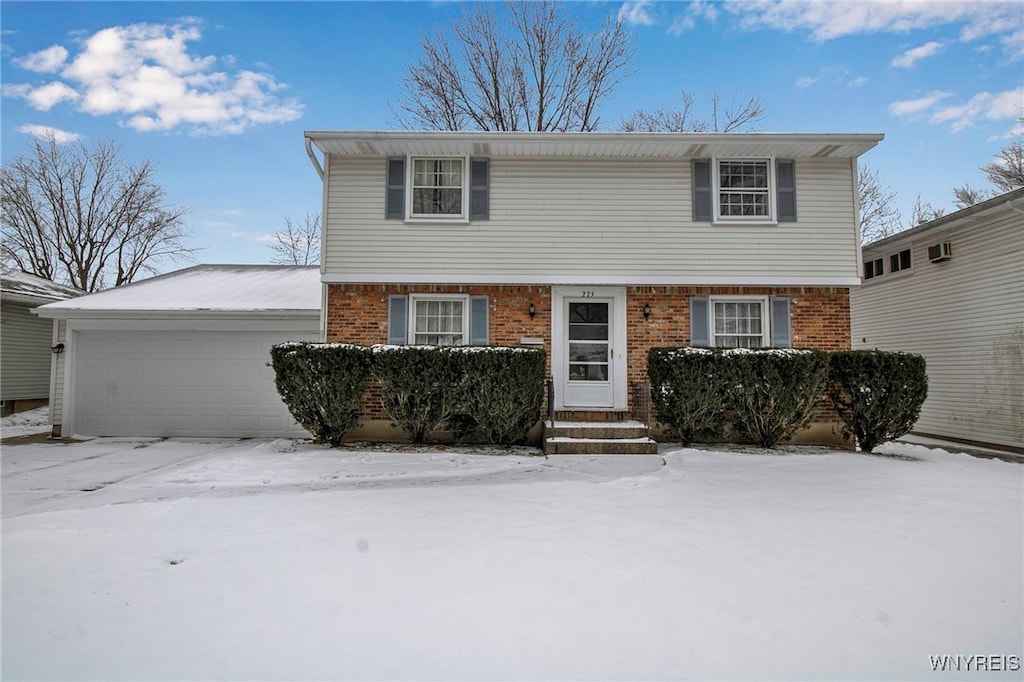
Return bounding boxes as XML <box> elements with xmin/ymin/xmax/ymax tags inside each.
<box><xmin>326</xmin><ymin>284</ymin><xmax>851</xmax><ymax>441</ymax></box>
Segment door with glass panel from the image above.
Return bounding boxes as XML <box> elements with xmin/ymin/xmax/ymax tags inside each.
<box><xmin>563</xmin><ymin>299</ymin><xmax>614</xmax><ymax>407</ymax></box>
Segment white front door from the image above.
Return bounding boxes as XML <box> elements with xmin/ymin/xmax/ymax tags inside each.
<box><xmin>552</xmin><ymin>286</ymin><xmax>627</xmax><ymax>410</ymax></box>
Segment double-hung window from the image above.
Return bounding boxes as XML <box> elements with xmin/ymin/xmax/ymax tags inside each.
<box><xmin>710</xmin><ymin>296</ymin><xmax>770</xmax><ymax>348</ymax></box>
<box><xmin>411</xmin><ymin>158</ymin><xmax>465</xmax><ymax>219</ymax></box>
<box><xmin>410</xmin><ymin>294</ymin><xmax>468</xmax><ymax>345</ymax></box>
<box><xmin>693</xmin><ymin>158</ymin><xmax>793</xmax><ymax>223</ymax></box>
<box><xmin>717</xmin><ymin>160</ymin><xmax>772</xmax><ymax>220</ymax></box>
<box><xmin>889</xmin><ymin>248</ymin><xmax>911</xmax><ymax>273</ymax></box>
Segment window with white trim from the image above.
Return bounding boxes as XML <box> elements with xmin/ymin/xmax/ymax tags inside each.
<box><xmin>710</xmin><ymin>297</ymin><xmax>769</xmax><ymax>348</ymax></box>
<box><xmin>889</xmin><ymin>248</ymin><xmax>911</xmax><ymax>273</ymax></box>
<box><xmin>410</xmin><ymin>294</ymin><xmax>468</xmax><ymax>345</ymax></box>
<box><xmin>411</xmin><ymin>158</ymin><xmax>465</xmax><ymax>218</ymax></box>
<box><xmin>864</xmin><ymin>257</ymin><xmax>884</xmax><ymax>279</ymax></box>
<box><xmin>716</xmin><ymin>159</ymin><xmax>774</xmax><ymax>221</ymax></box>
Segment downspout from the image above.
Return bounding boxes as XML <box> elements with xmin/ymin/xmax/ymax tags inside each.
<box><xmin>305</xmin><ymin>136</ymin><xmax>324</xmax><ymax>180</ymax></box>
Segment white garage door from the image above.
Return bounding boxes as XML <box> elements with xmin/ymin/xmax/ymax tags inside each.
<box><xmin>73</xmin><ymin>330</ymin><xmax>316</xmax><ymax>438</ymax></box>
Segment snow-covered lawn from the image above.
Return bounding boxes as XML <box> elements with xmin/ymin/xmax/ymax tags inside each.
<box><xmin>2</xmin><ymin>432</ymin><xmax>1021</xmax><ymax>681</ymax></box>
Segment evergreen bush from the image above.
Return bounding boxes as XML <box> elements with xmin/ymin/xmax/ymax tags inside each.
<box><xmin>450</xmin><ymin>347</ymin><xmax>545</xmax><ymax>446</ymax></box>
<box><xmin>371</xmin><ymin>345</ymin><xmax>461</xmax><ymax>443</ymax></box>
<box><xmin>726</xmin><ymin>348</ymin><xmax>830</xmax><ymax>448</ymax></box>
<box><xmin>647</xmin><ymin>347</ymin><xmax>731</xmax><ymax>445</ymax></box>
<box><xmin>828</xmin><ymin>350</ymin><xmax>928</xmax><ymax>453</ymax></box>
<box><xmin>269</xmin><ymin>342</ymin><xmax>372</xmax><ymax>446</ymax></box>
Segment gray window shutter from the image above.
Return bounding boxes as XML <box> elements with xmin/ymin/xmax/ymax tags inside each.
<box><xmin>692</xmin><ymin>159</ymin><xmax>713</xmax><ymax>222</ymax></box>
<box><xmin>469</xmin><ymin>158</ymin><xmax>489</xmax><ymax>220</ymax></box>
<box><xmin>690</xmin><ymin>297</ymin><xmax>710</xmax><ymax>346</ymax></box>
<box><xmin>385</xmin><ymin>157</ymin><xmax>405</xmax><ymax>219</ymax></box>
<box><xmin>776</xmin><ymin>159</ymin><xmax>796</xmax><ymax>222</ymax></box>
<box><xmin>387</xmin><ymin>295</ymin><xmax>408</xmax><ymax>345</ymax></box>
<box><xmin>770</xmin><ymin>297</ymin><xmax>791</xmax><ymax>348</ymax></box>
<box><xmin>469</xmin><ymin>295</ymin><xmax>489</xmax><ymax>345</ymax></box>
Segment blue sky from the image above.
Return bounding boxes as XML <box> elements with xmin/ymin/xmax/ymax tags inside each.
<box><xmin>2</xmin><ymin>1</ymin><xmax>1022</xmax><ymax>268</ymax></box>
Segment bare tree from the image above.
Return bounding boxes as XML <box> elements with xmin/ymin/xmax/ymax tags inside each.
<box><xmin>981</xmin><ymin>117</ymin><xmax>1024</xmax><ymax>192</ymax></box>
<box><xmin>951</xmin><ymin>184</ymin><xmax>995</xmax><ymax>210</ymax></box>
<box><xmin>1</xmin><ymin>134</ymin><xmax>193</xmax><ymax>292</ymax></box>
<box><xmin>392</xmin><ymin>1</ymin><xmax>634</xmax><ymax>131</ymax></box>
<box><xmin>620</xmin><ymin>88</ymin><xmax>768</xmax><ymax>133</ymax></box>
<box><xmin>911</xmin><ymin>195</ymin><xmax>946</xmax><ymax>226</ymax></box>
<box><xmin>858</xmin><ymin>166</ymin><xmax>904</xmax><ymax>244</ymax></box>
<box><xmin>269</xmin><ymin>212</ymin><xmax>321</xmax><ymax>265</ymax></box>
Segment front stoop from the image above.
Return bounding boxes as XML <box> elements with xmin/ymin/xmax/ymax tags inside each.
<box><xmin>544</xmin><ymin>420</ymin><xmax>658</xmax><ymax>455</ymax></box>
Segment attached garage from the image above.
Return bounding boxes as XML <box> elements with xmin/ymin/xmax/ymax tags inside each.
<box><xmin>35</xmin><ymin>265</ymin><xmax>322</xmax><ymax>439</ymax></box>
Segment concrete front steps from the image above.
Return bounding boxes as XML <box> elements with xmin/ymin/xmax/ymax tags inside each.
<box><xmin>543</xmin><ymin>420</ymin><xmax>658</xmax><ymax>455</ymax></box>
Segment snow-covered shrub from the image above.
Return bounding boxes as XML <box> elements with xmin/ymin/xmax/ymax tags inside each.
<box><xmin>270</xmin><ymin>342</ymin><xmax>372</xmax><ymax>446</ymax></box>
<box><xmin>647</xmin><ymin>347</ymin><xmax>731</xmax><ymax>445</ymax></box>
<box><xmin>371</xmin><ymin>346</ymin><xmax>461</xmax><ymax>443</ymax></box>
<box><xmin>448</xmin><ymin>346</ymin><xmax>545</xmax><ymax>446</ymax></box>
<box><xmin>725</xmin><ymin>348</ymin><xmax>830</xmax><ymax>448</ymax></box>
<box><xmin>827</xmin><ymin>350</ymin><xmax>928</xmax><ymax>453</ymax></box>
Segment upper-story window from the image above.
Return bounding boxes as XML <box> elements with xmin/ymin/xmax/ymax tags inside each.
<box><xmin>889</xmin><ymin>248</ymin><xmax>911</xmax><ymax>273</ymax></box>
<box><xmin>692</xmin><ymin>158</ymin><xmax>795</xmax><ymax>224</ymax></box>
<box><xmin>717</xmin><ymin>160</ymin><xmax>771</xmax><ymax>219</ymax></box>
<box><xmin>864</xmin><ymin>257</ymin><xmax>884</xmax><ymax>280</ymax></box>
<box><xmin>385</xmin><ymin>157</ymin><xmax>489</xmax><ymax>222</ymax></box>
<box><xmin>411</xmin><ymin>158</ymin><xmax>465</xmax><ymax>218</ymax></box>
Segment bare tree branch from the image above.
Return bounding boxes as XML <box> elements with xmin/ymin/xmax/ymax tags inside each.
<box><xmin>952</xmin><ymin>184</ymin><xmax>995</xmax><ymax>210</ymax></box>
<box><xmin>1</xmin><ymin>134</ymin><xmax>194</xmax><ymax>291</ymax></box>
<box><xmin>391</xmin><ymin>1</ymin><xmax>634</xmax><ymax>132</ymax></box>
<box><xmin>858</xmin><ymin>166</ymin><xmax>904</xmax><ymax>244</ymax></box>
<box><xmin>981</xmin><ymin>116</ymin><xmax>1024</xmax><ymax>193</ymax></box>
<box><xmin>620</xmin><ymin>88</ymin><xmax>767</xmax><ymax>133</ymax></box>
<box><xmin>269</xmin><ymin>212</ymin><xmax>321</xmax><ymax>266</ymax></box>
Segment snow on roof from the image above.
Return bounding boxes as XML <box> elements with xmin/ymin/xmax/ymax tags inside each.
<box><xmin>35</xmin><ymin>265</ymin><xmax>320</xmax><ymax>317</ymax></box>
<box><xmin>1</xmin><ymin>266</ymin><xmax>83</xmax><ymax>303</ymax></box>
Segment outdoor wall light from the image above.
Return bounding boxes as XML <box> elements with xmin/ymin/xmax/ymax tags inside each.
<box><xmin>528</xmin><ymin>302</ymin><xmax>536</xmax><ymax>319</ymax></box>
<box><xmin>51</xmin><ymin>343</ymin><xmax>65</xmax><ymax>354</ymax></box>
<box><xmin>643</xmin><ymin>304</ymin><xmax>652</xmax><ymax>320</ymax></box>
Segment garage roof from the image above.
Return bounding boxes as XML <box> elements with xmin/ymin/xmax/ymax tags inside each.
<box><xmin>35</xmin><ymin>265</ymin><xmax>320</xmax><ymax>319</ymax></box>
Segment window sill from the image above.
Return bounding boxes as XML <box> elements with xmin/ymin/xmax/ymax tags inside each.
<box><xmin>712</xmin><ymin>219</ymin><xmax>779</xmax><ymax>227</ymax></box>
<box><xmin>404</xmin><ymin>216</ymin><xmax>470</xmax><ymax>225</ymax></box>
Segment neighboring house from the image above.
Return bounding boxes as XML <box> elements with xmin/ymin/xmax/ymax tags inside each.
<box><xmin>1</xmin><ymin>267</ymin><xmax>82</xmax><ymax>416</ymax></box>
<box><xmin>851</xmin><ymin>188</ymin><xmax>1024</xmax><ymax>451</ymax></box>
<box><xmin>304</xmin><ymin>130</ymin><xmax>883</xmax><ymax>446</ymax></box>
<box><xmin>35</xmin><ymin>265</ymin><xmax>320</xmax><ymax>438</ymax></box>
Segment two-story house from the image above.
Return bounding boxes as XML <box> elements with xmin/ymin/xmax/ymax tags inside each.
<box><xmin>305</xmin><ymin>131</ymin><xmax>883</xmax><ymax>445</ymax></box>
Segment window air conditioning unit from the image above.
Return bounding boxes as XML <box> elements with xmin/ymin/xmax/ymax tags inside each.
<box><xmin>928</xmin><ymin>242</ymin><xmax>952</xmax><ymax>263</ymax></box>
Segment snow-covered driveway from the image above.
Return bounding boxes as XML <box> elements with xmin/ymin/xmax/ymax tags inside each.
<box><xmin>2</xmin><ymin>435</ymin><xmax>1021</xmax><ymax>681</ymax></box>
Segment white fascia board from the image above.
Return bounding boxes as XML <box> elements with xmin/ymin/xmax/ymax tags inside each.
<box><xmin>64</xmin><ymin>317</ymin><xmax>322</xmax><ymax>333</ymax></box>
<box><xmin>33</xmin><ymin>308</ymin><xmax>320</xmax><ymax>320</ymax></box>
<box><xmin>321</xmin><ymin>273</ymin><xmax>861</xmax><ymax>287</ymax></box>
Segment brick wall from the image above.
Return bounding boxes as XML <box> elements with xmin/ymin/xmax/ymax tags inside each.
<box><xmin>326</xmin><ymin>283</ymin><xmax>850</xmax><ymax>433</ymax></box>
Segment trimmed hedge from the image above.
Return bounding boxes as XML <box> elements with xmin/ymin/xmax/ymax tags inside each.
<box><xmin>449</xmin><ymin>347</ymin><xmax>546</xmax><ymax>446</ymax></box>
<box><xmin>648</xmin><ymin>347</ymin><xmax>829</xmax><ymax>448</ymax></box>
<box><xmin>269</xmin><ymin>342</ymin><xmax>372</xmax><ymax>446</ymax></box>
<box><xmin>648</xmin><ymin>347</ymin><xmax>731</xmax><ymax>445</ymax></box>
<box><xmin>727</xmin><ymin>348</ymin><xmax>829</xmax><ymax>448</ymax></box>
<box><xmin>371</xmin><ymin>346</ymin><xmax>461</xmax><ymax>443</ymax></box>
<box><xmin>370</xmin><ymin>345</ymin><xmax>546</xmax><ymax>445</ymax></box>
<box><xmin>828</xmin><ymin>350</ymin><xmax>928</xmax><ymax>453</ymax></box>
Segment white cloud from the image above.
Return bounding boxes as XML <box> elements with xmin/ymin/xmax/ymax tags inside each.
<box><xmin>24</xmin><ymin>81</ymin><xmax>79</xmax><ymax>110</ymax></box>
<box><xmin>730</xmin><ymin>1</ymin><xmax>1021</xmax><ymax>50</ymax></box>
<box><xmin>1003</xmin><ymin>29</ymin><xmax>1024</xmax><ymax>61</ymax></box>
<box><xmin>220</xmin><ymin>208</ymin><xmax>244</xmax><ymax>216</ymax></box>
<box><xmin>849</xmin><ymin>76</ymin><xmax>868</xmax><ymax>88</ymax></box>
<box><xmin>889</xmin><ymin>91</ymin><xmax>952</xmax><ymax>117</ymax></box>
<box><xmin>618</xmin><ymin>1</ymin><xmax>655</xmax><ymax>27</ymax></box>
<box><xmin>17</xmin><ymin>124</ymin><xmax>81</xmax><ymax>143</ymax></box>
<box><xmin>796</xmin><ymin>76</ymin><xmax>819</xmax><ymax>89</ymax></box>
<box><xmin>666</xmin><ymin>1</ymin><xmax>718</xmax><ymax>36</ymax></box>
<box><xmin>891</xmin><ymin>87</ymin><xmax>1023</xmax><ymax>132</ymax></box>
<box><xmin>2</xmin><ymin>19</ymin><xmax>303</xmax><ymax>135</ymax></box>
<box><xmin>230</xmin><ymin>230</ymin><xmax>276</xmax><ymax>243</ymax></box>
<box><xmin>891</xmin><ymin>41</ymin><xmax>945</xmax><ymax>68</ymax></box>
<box><xmin>15</xmin><ymin>44</ymin><xmax>68</xmax><ymax>72</ymax></box>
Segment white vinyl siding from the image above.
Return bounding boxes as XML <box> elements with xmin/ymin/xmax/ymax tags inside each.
<box><xmin>323</xmin><ymin>156</ymin><xmax>859</xmax><ymax>281</ymax></box>
<box><xmin>851</xmin><ymin>209</ymin><xmax>1023</xmax><ymax>449</ymax></box>
<box><xmin>50</xmin><ymin>321</ymin><xmax>66</xmax><ymax>427</ymax></box>
<box><xmin>0</xmin><ymin>301</ymin><xmax>54</xmax><ymax>401</ymax></box>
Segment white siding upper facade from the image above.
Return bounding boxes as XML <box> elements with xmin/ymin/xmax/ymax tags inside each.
<box><xmin>0</xmin><ymin>301</ymin><xmax>54</xmax><ymax>401</ymax></box>
<box><xmin>310</xmin><ymin>132</ymin><xmax>881</xmax><ymax>286</ymax></box>
<box><xmin>851</xmin><ymin>189</ymin><xmax>1024</xmax><ymax>449</ymax></box>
